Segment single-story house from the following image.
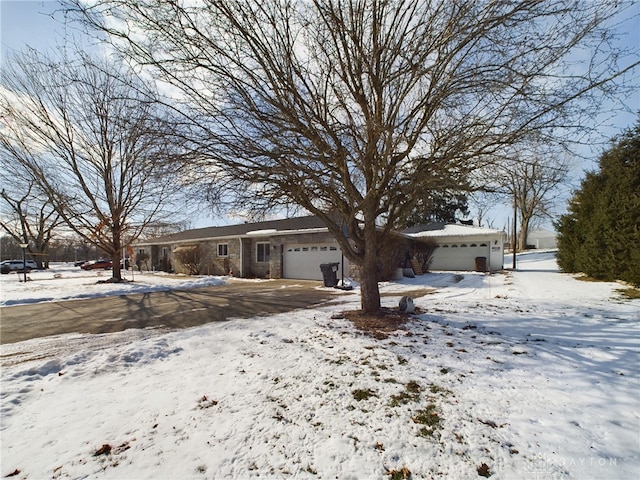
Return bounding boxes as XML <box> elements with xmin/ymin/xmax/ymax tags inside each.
<box><xmin>134</xmin><ymin>216</ymin><xmax>505</xmax><ymax>279</ymax></box>
<box><xmin>404</xmin><ymin>223</ymin><xmax>505</xmax><ymax>272</ymax></box>
<box><xmin>526</xmin><ymin>228</ymin><xmax>557</xmax><ymax>249</ymax></box>
<box><xmin>134</xmin><ymin>216</ymin><xmax>350</xmax><ymax>280</ymax></box>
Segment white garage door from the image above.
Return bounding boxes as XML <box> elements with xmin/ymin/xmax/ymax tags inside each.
<box><xmin>283</xmin><ymin>243</ymin><xmax>349</xmax><ymax>280</ymax></box>
<box><xmin>430</xmin><ymin>243</ymin><xmax>490</xmax><ymax>271</ymax></box>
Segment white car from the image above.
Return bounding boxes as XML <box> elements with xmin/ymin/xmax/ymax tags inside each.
<box><xmin>0</xmin><ymin>259</ymin><xmax>38</xmax><ymax>274</ymax></box>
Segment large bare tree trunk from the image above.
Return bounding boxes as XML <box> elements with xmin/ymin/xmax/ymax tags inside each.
<box><xmin>519</xmin><ymin>215</ymin><xmax>532</xmax><ymax>251</ymax></box>
<box><xmin>111</xmin><ymin>223</ymin><xmax>123</xmax><ymax>281</ymax></box>
<box><xmin>360</xmin><ymin>217</ymin><xmax>381</xmax><ymax>313</ymax></box>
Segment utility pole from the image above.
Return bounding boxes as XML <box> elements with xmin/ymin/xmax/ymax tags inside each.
<box><xmin>512</xmin><ymin>192</ymin><xmax>517</xmax><ymax>270</ymax></box>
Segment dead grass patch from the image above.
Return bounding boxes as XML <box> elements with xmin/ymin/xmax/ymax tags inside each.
<box><xmin>576</xmin><ymin>274</ymin><xmax>603</xmax><ymax>282</ymax></box>
<box><xmin>575</xmin><ymin>276</ymin><xmax>640</xmax><ymax>299</ymax></box>
<box><xmin>96</xmin><ymin>278</ymin><xmax>131</xmax><ymax>284</ymax></box>
<box><xmin>334</xmin><ymin>308</ymin><xmax>415</xmax><ymax>339</ymax></box>
<box><xmin>385</xmin><ymin>466</ymin><xmax>412</xmax><ymax>479</ymax></box>
<box><xmin>617</xmin><ymin>287</ymin><xmax>640</xmax><ymax>299</ymax></box>
<box><xmin>352</xmin><ymin>388</ymin><xmax>377</xmax><ymax>401</ymax></box>
<box><xmin>412</xmin><ymin>404</ymin><xmax>442</xmax><ymax>437</ymax></box>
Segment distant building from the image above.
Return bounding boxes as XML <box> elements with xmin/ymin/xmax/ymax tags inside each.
<box><xmin>404</xmin><ymin>223</ymin><xmax>506</xmax><ymax>272</ymax></box>
<box><xmin>527</xmin><ymin>228</ymin><xmax>558</xmax><ymax>249</ymax></box>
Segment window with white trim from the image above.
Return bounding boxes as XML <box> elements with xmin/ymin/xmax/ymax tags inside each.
<box><xmin>257</xmin><ymin>242</ymin><xmax>270</xmax><ymax>262</ymax></box>
<box><xmin>217</xmin><ymin>243</ymin><xmax>228</xmax><ymax>257</ymax></box>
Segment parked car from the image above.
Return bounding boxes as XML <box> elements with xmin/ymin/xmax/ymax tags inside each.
<box><xmin>80</xmin><ymin>259</ymin><xmax>113</xmax><ymax>270</ymax></box>
<box><xmin>0</xmin><ymin>259</ymin><xmax>38</xmax><ymax>274</ymax></box>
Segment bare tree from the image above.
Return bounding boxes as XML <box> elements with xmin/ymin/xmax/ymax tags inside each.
<box><xmin>0</xmin><ymin>182</ymin><xmax>62</xmax><ymax>268</ymax></box>
<box><xmin>0</xmin><ymin>50</ymin><xmax>186</xmax><ymax>281</ymax></box>
<box><xmin>45</xmin><ymin>235</ymin><xmax>86</xmax><ymax>263</ymax></box>
<box><xmin>488</xmin><ymin>145</ymin><xmax>571</xmax><ymax>251</ymax></box>
<box><xmin>0</xmin><ymin>235</ymin><xmax>20</xmax><ymax>260</ymax></box>
<box><xmin>71</xmin><ymin>0</ymin><xmax>638</xmax><ymax>310</ymax></box>
<box><xmin>137</xmin><ymin>221</ymin><xmax>188</xmax><ymax>241</ymax></box>
<box><xmin>513</xmin><ymin>158</ymin><xmax>570</xmax><ymax>252</ymax></box>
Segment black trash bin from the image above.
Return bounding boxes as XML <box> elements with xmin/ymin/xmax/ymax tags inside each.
<box><xmin>319</xmin><ymin>262</ymin><xmax>339</xmax><ymax>287</ymax></box>
<box><xmin>474</xmin><ymin>256</ymin><xmax>487</xmax><ymax>272</ymax></box>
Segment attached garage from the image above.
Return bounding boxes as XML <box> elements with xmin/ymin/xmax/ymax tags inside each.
<box><xmin>406</xmin><ymin>223</ymin><xmax>505</xmax><ymax>272</ymax></box>
<box><xmin>283</xmin><ymin>243</ymin><xmax>349</xmax><ymax>280</ymax></box>
<box><xmin>429</xmin><ymin>242</ymin><xmax>491</xmax><ymax>271</ymax></box>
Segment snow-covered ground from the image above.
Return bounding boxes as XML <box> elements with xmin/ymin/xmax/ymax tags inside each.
<box><xmin>1</xmin><ymin>252</ymin><xmax>638</xmax><ymax>479</ymax></box>
<box><xmin>0</xmin><ymin>265</ymin><xmax>227</xmax><ymax>307</ymax></box>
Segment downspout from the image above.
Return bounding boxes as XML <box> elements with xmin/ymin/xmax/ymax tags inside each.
<box><xmin>239</xmin><ymin>237</ymin><xmax>243</xmax><ymax>278</ymax></box>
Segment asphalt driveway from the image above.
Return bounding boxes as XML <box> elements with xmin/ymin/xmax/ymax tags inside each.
<box><xmin>0</xmin><ymin>279</ymin><xmax>341</xmax><ymax>345</ymax></box>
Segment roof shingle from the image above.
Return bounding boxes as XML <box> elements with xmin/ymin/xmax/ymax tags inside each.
<box><xmin>137</xmin><ymin>215</ymin><xmax>328</xmax><ymax>245</ymax></box>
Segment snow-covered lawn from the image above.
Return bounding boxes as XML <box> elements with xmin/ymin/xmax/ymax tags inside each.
<box><xmin>1</xmin><ymin>252</ymin><xmax>638</xmax><ymax>479</ymax></box>
<box><xmin>0</xmin><ymin>265</ymin><xmax>227</xmax><ymax>307</ymax></box>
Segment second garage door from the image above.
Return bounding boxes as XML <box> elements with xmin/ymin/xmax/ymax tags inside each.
<box><xmin>430</xmin><ymin>242</ymin><xmax>490</xmax><ymax>271</ymax></box>
<box><xmin>283</xmin><ymin>243</ymin><xmax>349</xmax><ymax>280</ymax></box>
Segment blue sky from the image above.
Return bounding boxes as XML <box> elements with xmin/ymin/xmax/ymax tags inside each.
<box><xmin>1</xmin><ymin>1</ymin><xmax>63</xmax><ymax>62</ymax></box>
<box><xmin>1</xmin><ymin>0</ymin><xmax>638</xmax><ymax>230</ymax></box>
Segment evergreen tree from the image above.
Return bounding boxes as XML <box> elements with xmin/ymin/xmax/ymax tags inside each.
<box><xmin>395</xmin><ymin>191</ymin><xmax>469</xmax><ymax>228</ymax></box>
<box><xmin>556</xmin><ymin>122</ymin><xmax>640</xmax><ymax>286</ymax></box>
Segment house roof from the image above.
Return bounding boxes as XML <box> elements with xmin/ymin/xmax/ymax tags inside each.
<box><xmin>137</xmin><ymin>215</ymin><xmax>329</xmax><ymax>245</ymax></box>
<box><xmin>527</xmin><ymin>228</ymin><xmax>557</xmax><ymax>239</ymax></box>
<box><xmin>138</xmin><ymin>216</ymin><xmax>503</xmax><ymax>247</ymax></box>
<box><xmin>405</xmin><ymin>223</ymin><xmax>504</xmax><ymax>238</ymax></box>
